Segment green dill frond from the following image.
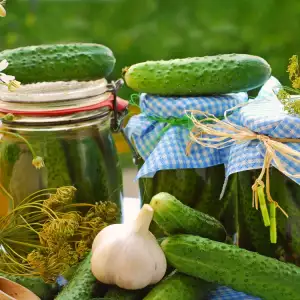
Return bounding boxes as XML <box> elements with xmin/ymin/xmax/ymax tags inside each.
<box><xmin>0</xmin><ymin>186</ymin><xmax>119</xmax><ymax>282</ymax></box>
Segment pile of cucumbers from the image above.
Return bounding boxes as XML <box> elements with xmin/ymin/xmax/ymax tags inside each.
<box><xmin>6</xmin><ymin>192</ymin><xmax>299</xmax><ymax>300</ymax></box>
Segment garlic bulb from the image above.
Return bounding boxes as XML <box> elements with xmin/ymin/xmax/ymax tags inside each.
<box><xmin>91</xmin><ymin>204</ymin><xmax>167</xmax><ymax>290</ymax></box>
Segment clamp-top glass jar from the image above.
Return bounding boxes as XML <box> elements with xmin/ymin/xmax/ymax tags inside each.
<box><xmin>0</xmin><ymin>79</ymin><xmax>127</xmax><ymax>215</ymax></box>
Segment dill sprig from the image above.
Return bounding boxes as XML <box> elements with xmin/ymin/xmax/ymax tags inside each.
<box><xmin>0</xmin><ymin>186</ymin><xmax>120</xmax><ymax>282</ymax></box>
<box><xmin>277</xmin><ymin>55</ymin><xmax>300</xmax><ymax>117</ymax></box>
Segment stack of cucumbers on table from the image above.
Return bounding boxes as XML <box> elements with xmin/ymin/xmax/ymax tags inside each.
<box><xmin>4</xmin><ymin>192</ymin><xmax>300</xmax><ymax>300</ymax></box>
<box><xmin>1</xmin><ymin>44</ymin><xmax>300</xmax><ymax>300</ymax></box>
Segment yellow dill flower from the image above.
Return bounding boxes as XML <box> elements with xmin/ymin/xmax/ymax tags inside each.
<box><xmin>55</xmin><ymin>242</ymin><xmax>78</xmax><ymax>266</ymax></box>
<box><xmin>43</xmin><ymin>187</ymin><xmax>76</xmax><ymax>210</ymax></box>
<box><xmin>292</xmin><ymin>77</ymin><xmax>300</xmax><ymax>89</ymax></box>
<box><xmin>75</xmin><ymin>240</ymin><xmax>89</xmax><ymax>260</ymax></box>
<box><xmin>277</xmin><ymin>89</ymin><xmax>290</xmax><ymax>100</ymax></box>
<box><xmin>287</xmin><ymin>55</ymin><xmax>299</xmax><ymax>82</ymax></box>
<box><xmin>289</xmin><ymin>99</ymin><xmax>300</xmax><ymax>115</ymax></box>
<box><xmin>87</xmin><ymin>201</ymin><xmax>120</xmax><ymax>223</ymax></box>
<box><xmin>43</xmin><ymin>194</ymin><xmax>62</xmax><ymax>210</ymax></box>
<box><xmin>80</xmin><ymin>217</ymin><xmax>108</xmax><ymax>244</ymax></box>
<box><xmin>58</xmin><ymin>211</ymin><xmax>82</xmax><ymax>222</ymax></box>
<box><xmin>40</xmin><ymin>217</ymin><xmax>79</xmax><ymax>246</ymax></box>
<box><xmin>56</xmin><ymin>186</ymin><xmax>76</xmax><ymax>204</ymax></box>
<box><xmin>27</xmin><ymin>250</ymin><xmax>47</xmax><ymax>277</ymax></box>
<box><xmin>28</xmin><ymin>243</ymin><xmax>79</xmax><ymax>283</ymax></box>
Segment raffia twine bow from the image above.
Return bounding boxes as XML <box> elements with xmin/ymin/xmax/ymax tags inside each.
<box><xmin>186</xmin><ymin>108</ymin><xmax>300</xmax><ymax>243</ymax></box>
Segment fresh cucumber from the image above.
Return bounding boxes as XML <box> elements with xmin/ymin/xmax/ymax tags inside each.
<box><xmin>30</xmin><ymin>136</ymin><xmax>72</xmax><ymax>189</ymax></box>
<box><xmin>150</xmin><ymin>192</ymin><xmax>227</xmax><ymax>241</ymax></box>
<box><xmin>269</xmin><ymin>168</ymin><xmax>300</xmax><ymax>262</ymax></box>
<box><xmin>124</xmin><ymin>54</ymin><xmax>271</xmax><ymax>96</ymax></box>
<box><xmin>161</xmin><ymin>234</ymin><xmax>300</xmax><ymax>300</ymax></box>
<box><xmin>55</xmin><ymin>252</ymin><xmax>99</xmax><ymax>300</ymax></box>
<box><xmin>143</xmin><ymin>271</ymin><xmax>214</xmax><ymax>300</ymax></box>
<box><xmin>62</xmin><ymin>135</ymin><xmax>109</xmax><ymax>205</ymax></box>
<box><xmin>103</xmin><ymin>286</ymin><xmax>149</xmax><ymax>300</ymax></box>
<box><xmin>193</xmin><ymin>165</ymin><xmax>228</xmax><ymax>219</ymax></box>
<box><xmin>0</xmin><ymin>273</ymin><xmax>56</xmax><ymax>300</ymax></box>
<box><xmin>0</xmin><ymin>43</ymin><xmax>115</xmax><ymax>83</ymax></box>
<box><xmin>153</xmin><ymin>169</ymin><xmax>198</xmax><ymax>207</ymax></box>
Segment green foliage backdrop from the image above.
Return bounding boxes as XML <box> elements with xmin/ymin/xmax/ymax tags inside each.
<box><xmin>0</xmin><ymin>0</ymin><xmax>298</xmax><ymax>98</ymax></box>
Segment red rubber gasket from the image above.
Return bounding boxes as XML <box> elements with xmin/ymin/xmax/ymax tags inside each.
<box><xmin>0</xmin><ymin>95</ymin><xmax>128</xmax><ymax>116</ymax></box>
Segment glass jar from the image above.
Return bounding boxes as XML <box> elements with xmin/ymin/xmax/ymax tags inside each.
<box><xmin>237</xmin><ymin>168</ymin><xmax>300</xmax><ymax>266</ymax></box>
<box><xmin>135</xmin><ymin>158</ymin><xmax>237</xmax><ymax>237</ymax></box>
<box><xmin>0</xmin><ymin>79</ymin><xmax>127</xmax><ymax>215</ymax></box>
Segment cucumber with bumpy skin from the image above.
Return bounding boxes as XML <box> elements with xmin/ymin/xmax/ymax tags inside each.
<box><xmin>143</xmin><ymin>271</ymin><xmax>214</xmax><ymax>300</ymax></box>
<box><xmin>154</xmin><ymin>169</ymin><xmax>198</xmax><ymax>207</ymax></box>
<box><xmin>103</xmin><ymin>286</ymin><xmax>149</xmax><ymax>300</ymax></box>
<box><xmin>0</xmin><ymin>43</ymin><xmax>115</xmax><ymax>83</ymax></box>
<box><xmin>161</xmin><ymin>234</ymin><xmax>300</xmax><ymax>300</ymax></box>
<box><xmin>55</xmin><ymin>252</ymin><xmax>99</xmax><ymax>300</ymax></box>
<box><xmin>124</xmin><ymin>54</ymin><xmax>271</xmax><ymax>96</ymax></box>
<box><xmin>150</xmin><ymin>192</ymin><xmax>227</xmax><ymax>241</ymax></box>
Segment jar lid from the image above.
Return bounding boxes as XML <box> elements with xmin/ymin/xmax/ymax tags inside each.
<box><xmin>0</xmin><ymin>79</ymin><xmax>127</xmax><ymax>117</ymax></box>
<box><xmin>0</xmin><ymin>79</ymin><xmax>108</xmax><ymax>103</ymax></box>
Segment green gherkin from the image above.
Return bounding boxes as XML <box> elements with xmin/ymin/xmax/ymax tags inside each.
<box><xmin>0</xmin><ymin>43</ymin><xmax>116</xmax><ymax>83</ymax></box>
<box><xmin>124</xmin><ymin>54</ymin><xmax>271</xmax><ymax>96</ymax></box>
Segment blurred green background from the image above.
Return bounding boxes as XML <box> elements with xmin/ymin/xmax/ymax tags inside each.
<box><xmin>0</xmin><ymin>0</ymin><xmax>298</xmax><ymax>196</ymax></box>
<box><xmin>0</xmin><ymin>0</ymin><xmax>298</xmax><ymax>99</ymax></box>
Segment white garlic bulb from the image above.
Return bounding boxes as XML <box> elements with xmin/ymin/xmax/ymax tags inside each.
<box><xmin>91</xmin><ymin>204</ymin><xmax>167</xmax><ymax>290</ymax></box>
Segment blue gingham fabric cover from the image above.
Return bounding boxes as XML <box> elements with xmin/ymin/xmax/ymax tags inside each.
<box><xmin>125</xmin><ymin>91</ymin><xmax>248</xmax><ymax>178</ymax></box>
<box><xmin>208</xmin><ymin>286</ymin><xmax>260</xmax><ymax>299</ymax></box>
<box><xmin>222</xmin><ymin>76</ymin><xmax>300</xmax><ymax>185</ymax></box>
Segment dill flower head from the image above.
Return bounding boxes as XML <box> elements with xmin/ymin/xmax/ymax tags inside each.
<box><xmin>75</xmin><ymin>240</ymin><xmax>90</xmax><ymax>260</ymax></box>
<box><xmin>292</xmin><ymin>77</ymin><xmax>300</xmax><ymax>89</ymax></box>
<box><xmin>43</xmin><ymin>186</ymin><xmax>76</xmax><ymax>210</ymax></box>
<box><xmin>277</xmin><ymin>89</ymin><xmax>290</xmax><ymax>101</ymax></box>
<box><xmin>27</xmin><ymin>243</ymin><xmax>79</xmax><ymax>283</ymax></box>
<box><xmin>56</xmin><ymin>186</ymin><xmax>77</xmax><ymax>204</ymax></box>
<box><xmin>287</xmin><ymin>55</ymin><xmax>300</xmax><ymax>82</ymax></box>
<box><xmin>27</xmin><ymin>250</ymin><xmax>47</xmax><ymax>278</ymax></box>
<box><xmin>277</xmin><ymin>55</ymin><xmax>300</xmax><ymax>117</ymax></box>
<box><xmin>287</xmin><ymin>99</ymin><xmax>300</xmax><ymax>115</ymax></box>
<box><xmin>85</xmin><ymin>201</ymin><xmax>119</xmax><ymax>222</ymax></box>
<box><xmin>40</xmin><ymin>217</ymin><xmax>80</xmax><ymax>246</ymax></box>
